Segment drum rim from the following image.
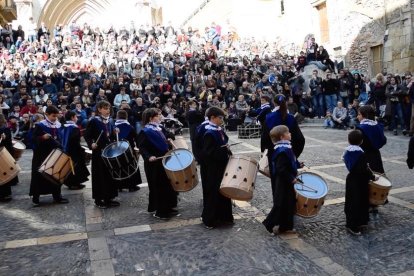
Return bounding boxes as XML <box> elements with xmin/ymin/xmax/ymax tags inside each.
<box><xmin>13</xmin><ymin>141</ymin><xmax>26</xmax><ymax>150</ymax></box>
<box><xmin>229</xmin><ymin>155</ymin><xmax>259</xmax><ymax>165</ymax></box>
<box><xmin>162</xmin><ymin>148</ymin><xmax>194</xmax><ymax>171</ymax></box>
<box><xmin>370</xmin><ymin>173</ymin><xmax>392</xmax><ymax>187</ymax></box>
<box><xmin>295</xmin><ymin>171</ymin><xmax>328</xmax><ymax>198</ymax></box>
<box><xmin>102</xmin><ymin>141</ymin><xmax>130</xmax><ymax>158</ymax></box>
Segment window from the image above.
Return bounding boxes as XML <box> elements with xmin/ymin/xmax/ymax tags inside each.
<box><xmin>316</xmin><ymin>2</ymin><xmax>329</xmax><ymax>43</ymax></box>
<box><xmin>371</xmin><ymin>45</ymin><xmax>383</xmax><ymax>76</ymax></box>
<box><xmin>281</xmin><ymin>0</ymin><xmax>285</xmax><ymax>15</ymax></box>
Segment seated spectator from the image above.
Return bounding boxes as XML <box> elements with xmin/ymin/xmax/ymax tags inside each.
<box><xmin>296</xmin><ymin>51</ymin><xmax>307</xmax><ymax>72</ymax></box>
<box><xmin>299</xmin><ymin>92</ymin><xmax>315</xmax><ymax>118</ymax></box>
<box><xmin>316</xmin><ymin>46</ymin><xmax>335</xmax><ymax>72</ymax></box>
<box><xmin>348</xmin><ymin>99</ymin><xmax>360</xmax><ymax>128</ymax></box>
<box><xmin>247</xmin><ymin>93</ymin><xmax>261</xmax><ymax>110</ymax></box>
<box><xmin>323</xmin><ymin>111</ymin><xmax>334</xmax><ymax>128</ymax></box>
<box><xmin>35</xmin><ymin>89</ymin><xmax>48</xmax><ymax>105</ymax></box>
<box><xmin>20</xmin><ymin>99</ymin><xmax>37</xmax><ymax>116</ymax></box>
<box><xmin>306</xmin><ymin>37</ymin><xmax>318</xmax><ymax>62</ymax></box>
<box><xmin>227</xmin><ymin>101</ymin><xmax>238</xmax><ymax>119</ymax></box>
<box><xmin>332</xmin><ymin>101</ymin><xmax>349</xmax><ymax>129</ymax></box>
<box><xmin>73</xmin><ymin>102</ymin><xmax>88</xmax><ymax>128</ymax></box>
<box><xmin>162</xmin><ymin>98</ymin><xmax>177</xmax><ymax>119</ymax></box>
<box><xmin>113</xmin><ymin>86</ymin><xmax>130</xmax><ymax>109</ymax></box>
<box><xmin>235</xmin><ymin>95</ymin><xmax>250</xmax><ymax>120</ymax></box>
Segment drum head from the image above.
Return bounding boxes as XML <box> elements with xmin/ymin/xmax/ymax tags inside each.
<box><xmin>163</xmin><ymin>149</ymin><xmax>193</xmax><ymax>171</ymax></box>
<box><xmin>102</xmin><ymin>141</ymin><xmax>130</xmax><ymax>158</ymax></box>
<box><xmin>13</xmin><ymin>141</ymin><xmax>26</xmax><ymax>150</ymax></box>
<box><xmin>294</xmin><ymin>172</ymin><xmax>328</xmax><ymax>199</ymax></box>
<box><xmin>374</xmin><ymin>174</ymin><xmax>392</xmax><ymax>187</ymax></box>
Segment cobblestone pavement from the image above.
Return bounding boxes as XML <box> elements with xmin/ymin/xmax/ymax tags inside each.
<box><xmin>1</xmin><ymin>126</ymin><xmax>414</xmax><ymax>275</ymax></box>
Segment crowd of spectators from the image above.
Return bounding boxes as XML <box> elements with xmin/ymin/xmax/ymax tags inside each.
<box><xmin>1</xmin><ymin>20</ymin><xmax>414</xmax><ymax>148</ymax></box>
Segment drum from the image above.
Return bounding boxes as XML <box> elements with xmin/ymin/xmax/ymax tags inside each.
<box><xmin>369</xmin><ymin>173</ymin><xmax>392</xmax><ymax>205</ymax></box>
<box><xmin>294</xmin><ymin>172</ymin><xmax>328</xmax><ymax>218</ymax></box>
<box><xmin>101</xmin><ymin>141</ymin><xmax>138</xmax><ymax>180</ymax></box>
<box><xmin>12</xmin><ymin>140</ymin><xmax>26</xmax><ymax>161</ymax></box>
<box><xmin>82</xmin><ymin>146</ymin><xmax>92</xmax><ymax>166</ymax></box>
<box><xmin>258</xmin><ymin>149</ymin><xmax>270</xmax><ymax>178</ymax></box>
<box><xmin>220</xmin><ymin>156</ymin><xmax>258</xmax><ymax>201</ymax></box>
<box><xmin>38</xmin><ymin>148</ymin><xmax>72</xmax><ymax>185</ymax></box>
<box><xmin>163</xmin><ymin>148</ymin><xmax>198</xmax><ymax>192</ymax></box>
<box><xmin>0</xmin><ymin>147</ymin><xmax>21</xmax><ymax>185</ymax></box>
<box><xmin>172</xmin><ymin>136</ymin><xmax>188</xmax><ymax>149</ymax></box>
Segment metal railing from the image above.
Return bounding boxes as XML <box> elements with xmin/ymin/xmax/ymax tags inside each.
<box><xmin>180</xmin><ymin>0</ymin><xmax>212</xmax><ymax>28</ymax></box>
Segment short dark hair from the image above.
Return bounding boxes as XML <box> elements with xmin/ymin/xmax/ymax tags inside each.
<box><xmin>116</xmin><ymin>110</ymin><xmax>128</xmax><ymax>120</ymax></box>
<box><xmin>270</xmin><ymin>125</ymin><xmax>289</xmax><ymax>143</ymax></box>
<box><xmin>348</xmin><ymin>129</ymin><xmax>363</xmax><ymax>146</ymax></box>
<box><xmin>358</xmin><ymin>105</ymin><xmax>375</xmax><ymax>120</ymax></box>
<box><xmin>65</xmin><ymin>110</ymin><xmax>76</xmax><ymax>121</ymax></box>
<box><xmin>142</xmin><ymin>108</ymin><xmax>160</xmax><ymax>125</ymax></box>
<box><xmin>205</xmin><ymin>106</ymin><xmax>225</xmax><ymax>119</ymax></box>
<box><xmin>45</xmin><ymin>105</ymin><xmax>59</xmax><ymax>115</ymax></box>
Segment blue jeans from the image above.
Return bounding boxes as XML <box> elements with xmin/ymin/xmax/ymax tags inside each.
<box><xmin>324</xmin><ymin>94</ymin><xmax>338</xmax><ymax>113</ymax></box>
<box><xmin>390</xmin><ymin>102</ymin><xmax>405</xmax><ymax>130</ymax></box>
<box><xmin>312</xmin><ymin>94</ymin><xmax>324</xmax><ymax>118</ymax></box>
<box><xmin>135</xmin><ymin>121</ymin><xmax>143</xmax><ymax>134</ymax></box>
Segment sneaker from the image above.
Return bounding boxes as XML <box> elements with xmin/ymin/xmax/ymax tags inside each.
<box><xmin>128</xmin><ymin>186</ymin><xmax>140</xmax><ymax>192</ymax></box>
<box><xmin>105</xmin><ymin>200</ymin><xmax>120</xmax><ymax>207</ymax></box>
<box><xmin>95</xmin><ymin>200</ymin><xmax>107</xmax><ymax>209</ymax></box>
<box><xmin>69</xmin><ymin>184</ymin><xmax>85</xmax><ymax>190</ymax></box>
<box><xmin>346</xmin><ymin>226</ymin><xmax>362</xmax><ymax>236</ymax></box>
<box><xmin>393</xmin><ymin>129</ymin><xmax>398</xmax><ymax>135</ymax></box>
<box><xmin>402</xmin><ymin>129</ymin><xmax>408</xmax><ymax>136</ymax></box>
<box><xmin>32</xmin><ymin>196</ymin><xmax>40</xmax><ymax>207</ymax></box>
<box><xmin>54</xmin><ymin>197</ymin><xmax>69</xmax><ymax>204</ymax></box>
<box><xmin>169</xmin><ymin>209</ymin><xmax>181</xmax><ymax>217</ymax></box>
<box><xmin>153</xmin><ymin>213</ymin><xmax>169</xmax><ymax>220</ymax></box>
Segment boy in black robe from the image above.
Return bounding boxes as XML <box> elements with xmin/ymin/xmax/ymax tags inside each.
<box><xmin>201</xmin><ymin>107</ymin><xmax>233</xmax><ymax>229</ymax></box>
<box><xmin>407</xmin><ymin>136</ymin><xmax>414</xmax><ymax>169</ymax></box>
<box><xmin>262</xmin><ymin>125</ymin><xmax>299</xmax><ymax>234</ymax></box>
<box><xmin>30</xmin><ymin>106</ymin><xmax>69</xmax><ymax>206</ymax></box>
<box><xmin>343</xmin><ymin>130</ymin><xmax>376</xmax><ymax>235</ymax></box>
<box><xmin>61</xmin><ymin>111</ymin><xmax>89</xmax><ymax>190</ymax></box>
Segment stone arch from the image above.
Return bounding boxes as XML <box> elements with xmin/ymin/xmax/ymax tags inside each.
<box><xmin>38</xmin><ymin>0</ymin><xmax>111</xmax><ymax>29</ymax></box>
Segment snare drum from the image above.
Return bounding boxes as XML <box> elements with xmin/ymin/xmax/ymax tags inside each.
<box><xmin>294</xmin><ymin>172</ymin><xmax>328</xmax><ymax>218</ymax></box>
<box><xmin>101</xmin><ymin>141</ymin><xmax>138</xmax><ymax>180</ymax></box>
<box><xmin>12</xmin><ymin>140</ymin><xmax>26</xmax><ymax>161</ymax></box>
<box><xmin>258</xmin><ymin>149</ymin><xmax>270</xmax><ymax>178</ymax></box>
<box><xmin>220</xmin><ymin>156</ymin><xmax>258</xmax><ymax>201</ymax></box>
<box><xmin>163</xmin><ymin>148</ymin><xmax>198</xmax><ymax>192</ymax></box>
<box><xmin>369</xmin><ymin>173</ymin><xmax>392</xmax><ymax>205</ymax></box>
<box><xmin>38</xmin><ymin>148</ymin><xmax>72</xmax><ymax>185</ymax></box>
<box><xmin>172</xmin><ymin>136</ymin><xmax>188</xmax><ymax>149</ymax></box>
<box><xmin>0</xmin><ymin>147</ymin><xmax>21</xmax><ymax>185</ymax></box>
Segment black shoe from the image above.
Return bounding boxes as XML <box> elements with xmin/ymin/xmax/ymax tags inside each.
<box><xmin>169</xmin><ymin>209</ymin><xmax>181</xmax><ymax>217</ymax></box>
<box><xmin>346</xmin><ymin>226</ymin><xmax>362</xmax><ymax>236</ymax></box>
<box><xmin>118</xmin><ymin>188</ymin><xmax>124</xmax><ymax>192</ymax></box>
<box><xmin>105</xmin><ymin>200</ymin><xmax>120</xmax><ymax>207</ymax></box>
<box><xmin>402</xmin><ymin>129</ymin><xmax>408</xmax><ymax>136</ymax></box>
<box><xmin>0</xmin><ymin>196</ymin><xmax>12</xmax><ymax>202</ymax></box>
<box><xmin>32</xmin><ymin>196</ymin><xmax>40</xmax><ymax>207</ymax></box>
<box><xmin>54</xmin><ymin>197</ymin><xmax>69</xmax><ymax>204</ymax></box>
<box><xmin>95</xmin><ymin>200</ymin><xmax>107</xmax><ymax>209</ymax></box>
<box><xmin>393</xmin><ymin>129</ymin><xmax>398</xmax><ymax>135</ymax></box>
<box><xmin>68</xmin><ymin>184</ymin><xmax>85</xmax><ymax>190</ymax></box>
<box><xmin>129</xmin><ymin>186</ymin><xmax>140</xmax><ymax>192</ymax></box>
<box><xmin>153</xmin><ymin>213</ymin><xmax>169</xmax><ymax>220</ymax></box>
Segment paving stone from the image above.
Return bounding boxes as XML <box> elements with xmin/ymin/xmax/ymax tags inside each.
<box><xmin>0</xmin><ymin>194</ymin><xmax>85</xmax><ymax>242</ymax></box>
<box><xmin>0</xmin><ymin>240</ymin><xmax>90</xmax><ymax>275</ymax></box>
<box><xmin>107</xmin><ymin>219</ymin><xmax>328</xmax><ymax>276</ymax></box>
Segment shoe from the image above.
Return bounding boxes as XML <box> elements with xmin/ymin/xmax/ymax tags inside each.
<box><xmin>277</xmin><ymin>229</ymin><xmax>297</xmax><ymax>235</ymax></box>
<box><xmin>402</xmin><ymin>129</ymin><xmax>408</xmax><ymax>135</ymax></box>
<box><xmin>393</xmin><ymin>129</ymin><xmax>398</xmax><ymax>135</ymax></box>
<box><xmin>69</xmin><ymin>185</ymin><xmax>85</xmax><ymax>190</ymax></box>
<box><xmin>105</xmin><ymin>200</ymin><xmax>120</xmax><ymax>207</ymax></box>
<box><xmin>54</xmin><ymin>197</ymin><xmax>69</xmax><ymax>204</ymax></box>
<box><xmin>128</xmin><ymin>186</ymin><xmax>140</xmax><ymax>192</ymax></box>
<box><xmin>169</xmin><ymin>209</ymin><xmax>181</xmax><ymax>217</ymax></box>
<box><xmin>153</xmin><ymin>213</ymin><xmax>169</xmax><ymax>220</ymax></box>
<box><xmin>346</xmin><ymin>226</ymin><xmax>362</xmax><ymax>236</ymax></box>
<box><xmin>204</xmin><ymin>224</ymin><xmax>214</xmax><ymax>230</ymax></box>
<box><xmin>0</xmin><ymin>196</ymin><xmax>12</xmax><ymax>202</ymax></box>
<box><xmin>32</xmin><ymin>196</ymin><xmax>40</xmax><ymax>207</ymax></box>
<box><xmin>95</xmin><ymin>200</ymin><xmax>107</xmax><ymax>209</ymax></box>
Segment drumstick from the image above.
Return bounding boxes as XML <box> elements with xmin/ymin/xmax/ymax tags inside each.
<box><xmin>220</xmin><ymin>142</ymin><xmax>242</xmax><ymax>147</ymax></box>
<box><xmin>153</xmin><ymin>153</ymin><xmax>178</xmax><ymax>161</ymax></box>
<box><xmin>296</xmin><ymin>178</ymin><xmax>318</xmax><ymax>193</ymax></box>
<box><xmin>95</xmin><ymin>130</ymin><xmax>104</xmax><ymax>145</ymax></box>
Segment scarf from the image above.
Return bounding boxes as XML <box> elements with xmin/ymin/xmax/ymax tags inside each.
<box><xmin>343</xmin><ymin>145</ymin><xmax>364</xmax><ymax>172</ymax></box>
<box><xmin>357</xmin><ymin>120</ymin><xmax>386</xmax><ymax>150</ymax></box>
<box><xmin>115</xmin><ymin>119</ymin><xmax>130</xmax><ymax>126</ymax></box>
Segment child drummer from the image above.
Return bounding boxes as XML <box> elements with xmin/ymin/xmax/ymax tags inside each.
<box><xmin>30</xmin><ymin>106</ymin><xmax>69</xmax><ymax>206</ymax></box>
<box><xmin>262</xmin><ymin>125</ymin><xmax>299</xmax><ymax>235</ymax></box>
<box><xmin>343</xmin><ymin>130</ymin><xmax>376</xmax><ymax>236</ymax></box>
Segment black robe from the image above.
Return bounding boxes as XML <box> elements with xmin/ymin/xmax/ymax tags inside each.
<box><xmin>61</xmin><ymin>123</ymin><xmax>90</xmax><ymax>188</ymax></box>
<box><xmin>0</xmin><ymin>127</ymin><xmax>18</xmax><ymax>198</ymax></box>
<box><xmin>136</xmin><ymin>124</ymin><xmax>177</xmax><ymax>216</ymax></box>
<box><xmin>30</xmin><ymin>121</ymin><xmax>62</xmax><ymax>197</ymax></box>
<box><xmin>343</xmin><ymin>149</ymin><xmax>375</xmax><ymax>228</ymax></box>
<box><xmin>407</xmin><ymin>137</ymin><xmax>414</xmax><ymax>169</ymax></box>
<box><xmin>84</xmin><ymin>117</ymin><xmax>118</xmax><ymax>201</ymax></box>
<box><xmin>114</xmin><ymin>121</ymin><xmax>142</xmax><ymax>189</ymax></box>
<box><xmin>263</xmin><ymin>144</ymin><xmax>297</xmax><ymax>232</ymax></box>
<box><xmin>193</xmin><ymin>121</ymin><xmax>209</xmax><ymax>207</ymax></box>
<box><xmin>201</xmin><ymin>125</ymin><xmax>233</xmax><ymax>227</ymax></box>
<box><xmin>357</xmin><ymin>121</ymin><xmax>386</xmax><ymax>173</ymax></box>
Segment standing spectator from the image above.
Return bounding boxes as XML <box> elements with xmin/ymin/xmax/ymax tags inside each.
<box><xmin>385</xmin><ymin>76</ymin><xmax>406</xmax><ymax>135</ymax></box>
<box><xmin>309</xmin><ymin>70</ymin><xmax>324</xmax><ymax>118</ymax></box>
<box><xmin>323</xmin><ymin>72</ymin><xmax>339</xmax><ymax>113</ymax></box>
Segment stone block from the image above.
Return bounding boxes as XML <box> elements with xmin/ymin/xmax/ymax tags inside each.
<box><xmin>88</xmin><ymin>237</ymin><xmax>111</xmax><ymax>261</ymax></box>
<box><xmin>90</xmin><ymin>259</ymin><xmax>115</xmax><ymax>276</ymax></box>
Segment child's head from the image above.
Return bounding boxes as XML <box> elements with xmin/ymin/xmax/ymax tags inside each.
<box><xmin>270</xmin><ymin>125</ymin><xmax>291</xmax><ymax>143</ymax></box>
<box><xmin>45</xmin><ymin>105</ymin><xmax>60</xmax><ymax>122</ymax></box>
<box><xmin>116</xmin><ymin>109</ymin><xmax>128</xmax><ymax>120</ymax></box>
<box><xmin>348</xmin><ymin>129</ymin><xmax>363</xmax><ymax>146</ymax></box>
